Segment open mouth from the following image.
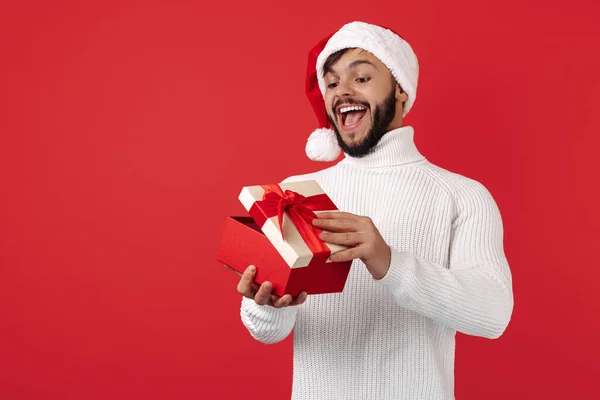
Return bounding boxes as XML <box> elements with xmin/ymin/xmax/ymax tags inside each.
<box><xmin>337</xmin><ymin>104</ymin><xmax>369</xmax><ymax>132</ymax></box>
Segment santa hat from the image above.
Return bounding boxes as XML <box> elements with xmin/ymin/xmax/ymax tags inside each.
<box><xmin>305</xmin><ymin>21</ymin><xmax>419</xmax><ymax>162</ymax></box>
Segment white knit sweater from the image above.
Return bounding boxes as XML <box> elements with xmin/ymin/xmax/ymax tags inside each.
<box><xmin>240</xmin><ymin>126</ymin><xmax>514</xmax><ymax>400</ymax></box>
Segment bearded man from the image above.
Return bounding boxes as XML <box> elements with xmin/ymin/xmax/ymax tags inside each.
<box><xmin>236</xmin><ymin>21</ymin><xmax>514</xmax><ymax>400</ymax></box>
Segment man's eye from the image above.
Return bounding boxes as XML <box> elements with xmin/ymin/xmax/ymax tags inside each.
<box><xmin>356</xmin><ymin>77</ymin><xmax>370</xmax><ymax>83</ymax></box>
<box><xmin>327</xmin><ymin>82</ymin><xmax>339</xmax><ymax>89</ymax></box>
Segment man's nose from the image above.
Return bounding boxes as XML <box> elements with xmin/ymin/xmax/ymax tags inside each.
<box><xmin>335</xmin><ymin>79</ymin><xmax>355</xmax><ymax>97</ymax></box>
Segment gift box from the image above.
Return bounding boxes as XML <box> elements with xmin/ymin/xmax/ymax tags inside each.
<box><xmin>216</xmin><ymin>180</ymin><xmax>352</xmax><ymax>297</ymax></box>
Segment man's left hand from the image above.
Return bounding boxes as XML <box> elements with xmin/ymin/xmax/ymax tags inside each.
<box><xmin>312</xmin><ymin>211</ymin><xmax>391</xmax><ymax>280</ymax></box>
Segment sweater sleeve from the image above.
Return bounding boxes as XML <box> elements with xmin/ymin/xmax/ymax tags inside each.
<box><xmin>240</xmin><ymin>297</ymin><xmax>298</xmax><ymax>344</ymax></box>
<box><xmin>376</xmin><ymin>178</ymin><xmax>514</xmax><ymax>339</ymax></box>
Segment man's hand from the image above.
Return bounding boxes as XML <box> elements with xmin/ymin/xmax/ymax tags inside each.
<box><xmin>312</xmin><ymin>211</ymin><xmax>391</xmax><ymax>280</ymax></box>
<box><xmin>237</xmin><ymin>265</ymin><xmax>307</xmax><ymax>308</ymax></box>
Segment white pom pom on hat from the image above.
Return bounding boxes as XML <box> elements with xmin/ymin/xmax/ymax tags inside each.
<box><xmin>304</xmin><ymin>21</ymin><xmax>420</xmax><ymax>162</ymax></box>
<box><xmin>305</xmin><ymin>128</ymin><xmax>342</xmax><ymax>162</ymax></box>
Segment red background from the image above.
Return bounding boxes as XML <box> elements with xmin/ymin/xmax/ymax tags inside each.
<box><xmin>1</xmin><ymin>1</ymin><xmax>599</xmax><ymax>399</ymax></box>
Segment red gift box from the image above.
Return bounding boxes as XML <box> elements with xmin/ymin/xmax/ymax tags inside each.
<box><xmin>216</xmin><ymin>180</ymin><xmax>352</xmax><ymax>297</ymax></box>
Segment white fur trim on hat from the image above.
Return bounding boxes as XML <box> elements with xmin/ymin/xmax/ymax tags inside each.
<box><xmin>305</xmin><ymin>128</ymin><xmax>341</xmax><ymax>162</ymax></box>
<box><xmin>316</xmin><ymin>21</ymin><xmax>419</xmax><ymax>117</ymax></box>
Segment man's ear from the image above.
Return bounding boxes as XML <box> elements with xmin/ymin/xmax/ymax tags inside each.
<box><xmin>396</xmin><ymin>84</ymin><xmax>408</xmax><ymax>103</ymax></box>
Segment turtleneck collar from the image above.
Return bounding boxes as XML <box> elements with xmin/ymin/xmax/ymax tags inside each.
<box><xmin>338</xmin><ymin>126</ymin><xmax>426</xmax><ymax>168</ymax></box>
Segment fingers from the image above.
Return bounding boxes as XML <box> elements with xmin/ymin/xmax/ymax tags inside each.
<box><xmin>313</xmin><ymin>213</ymin><xmax>374</xmax><ymax>233</ymax></box>
<box><xmin>312</xmin><ymin>217</ymin><xmax>356</xmax><ymax>232</ymax></box>
<box><xmin>271</xmin><ymin>294</ymin><xmax>293</xmax><ymax>308</ymax></box>
<box><xmin>289</xmin><ymin>291</ymin><xmax>308</xmax><ymax>306</ymax></box>
<box><xmin>237</xmin><ymin>265</ymin><xmax>257</xmax><ymax>298</ymax></box>
<box><xmin>254</xmin><ymin>281</ymin><xmax>274</xmax><ymax>305</ymax></box>
<box><xmin>316</xmin><ymin>211</ymin><xmax>359</xmax><ymax>220</ymax></box>
<box><xmin>256</xmin><ymin>284</ymin><xmax>307</xmax><ymax>307</ymax></box>
<box><xmin>329</xmin><ymin>246</ymin><xmax>363</xmax><ymax>262</ymax></box>
<box><xmin>271</xmin><ymin>291</ymin><xmax>308</xmax><ymax>308</ymax></box>
<box><xmin>237</xmin><ymin>265</ymin><xmax>308</xmax><ymax>307</ymax></box>
<box><xmin>319</xmin><ymin>231</ymin><xmax>365</xmax><ymax>246</ymax></box>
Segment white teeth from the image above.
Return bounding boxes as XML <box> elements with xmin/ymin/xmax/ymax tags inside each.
<box><xmin>339</xmin><ymin>105</ymin><xmax>366</xmax><ymax>114</ymax></box>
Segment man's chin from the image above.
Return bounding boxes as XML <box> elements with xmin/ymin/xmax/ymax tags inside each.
<box><xmin>337</xmin><ymin>125</ymin><xmax>370</xmax><ymax>143</ymax></box>
<box><xmin>342</xmin><ymin>137</ymin><xmax>365</xmax><ymax>149</ymax></box>
<box><xmin>334</xmin><ymin>131</ymin><xmax>373</xmax><ymax>158</ymax></box>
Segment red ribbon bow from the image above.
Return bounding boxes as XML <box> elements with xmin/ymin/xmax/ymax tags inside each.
<box><xmin>252</xmin><ymin>184</ymin><xmax>335</xmax><ymax>261</ymax></box>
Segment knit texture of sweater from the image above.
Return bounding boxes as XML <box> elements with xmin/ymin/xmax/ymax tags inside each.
<box><xmin>240</xmin><ymin>126</ymin><xmax>514</xmax><ymax>400</ymax></box>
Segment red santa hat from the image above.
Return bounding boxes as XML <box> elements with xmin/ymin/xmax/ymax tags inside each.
<box><xmin>305</xmin><ymin>21</ymin><xmax>419</xmax><ymax>162</ymax></box>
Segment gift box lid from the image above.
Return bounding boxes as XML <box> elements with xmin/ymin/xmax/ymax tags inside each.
<box><xmin>238</xmin><ymin>180</ymin><xmax>347</xmax><ymax>268</ymax></box>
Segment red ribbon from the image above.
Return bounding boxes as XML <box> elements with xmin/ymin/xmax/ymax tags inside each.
<box><xmin>249</xmin><ymin>184</ymin><xmax>335</xmax><ymax>261</ymax></box>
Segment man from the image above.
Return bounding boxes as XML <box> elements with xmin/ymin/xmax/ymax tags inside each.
<box><xmin>236</xmin><ymin>21</ymin><xmax>513</xmax><ymax>400</ymax></box>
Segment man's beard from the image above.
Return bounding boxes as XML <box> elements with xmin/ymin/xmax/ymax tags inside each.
<box><xmin>327</xmin><ymin>86</ymin><xmax>397</xmax><ymax>158</ymax></box>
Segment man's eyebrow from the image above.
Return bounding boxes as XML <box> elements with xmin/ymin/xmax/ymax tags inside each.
<box><xmin>348</xmin><ymin>59</ymin><xmax>379</xmax><ymax>70</ymax></box>
<box><xmin>324</xmin><ymin>59</ymin><xmax>379</xmax><ymax>76</ymax></box>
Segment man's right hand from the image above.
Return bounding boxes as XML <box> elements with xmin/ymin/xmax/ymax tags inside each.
<box><xmin>237</xmin><ymin>265</ymin><xmax>307</xmax><ymax>308</ymax></box>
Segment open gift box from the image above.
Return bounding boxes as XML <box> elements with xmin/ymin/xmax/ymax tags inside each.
<box><xmin>216</xmin><ymin>180</ymin><xmax>352</xmax><ymax>297</ymax></box>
